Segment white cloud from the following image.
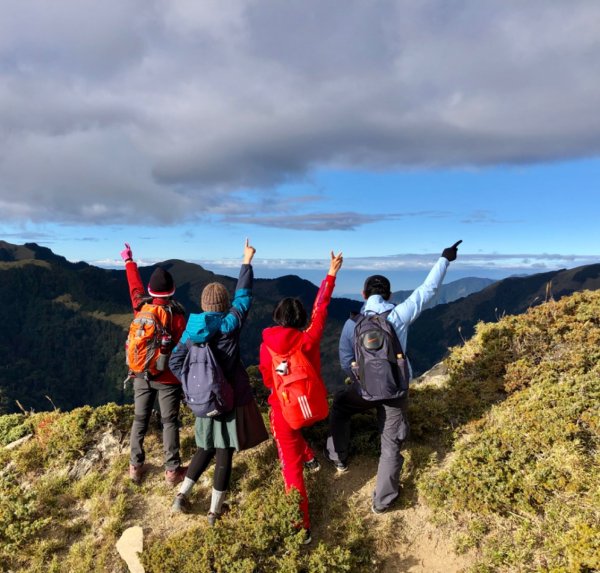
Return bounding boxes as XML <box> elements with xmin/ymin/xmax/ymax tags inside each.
<box><xmin>113</xmin><ymin>252</ymin><xmax>594</xmax><ymax>272</ymax></box>
<box><xmin>2</xmin><ymin>0</ymin><xmax>600</xmax><ymax>224</ymax></box>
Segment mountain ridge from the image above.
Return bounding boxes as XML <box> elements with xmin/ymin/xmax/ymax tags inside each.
<box><xmin>1</xmin><ymin>240</ymin><xmax>599</xmax><ymax>415</ymax></box>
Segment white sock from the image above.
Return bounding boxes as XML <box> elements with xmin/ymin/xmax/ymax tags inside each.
<box><xmin>179</xmin><ymin>477</ymin><xmax>196</xmax><ymax>497</ymax></box>
<box><xmin>209</xmin><ymin>488</ymin><xmax>227</xmax><ymax>514</ymax></box>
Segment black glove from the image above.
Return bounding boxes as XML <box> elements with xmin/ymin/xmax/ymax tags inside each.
<box><xmin>442</xmin><ymin>240</ymin><xmax>462</xmax><ymax>262</ymax></box>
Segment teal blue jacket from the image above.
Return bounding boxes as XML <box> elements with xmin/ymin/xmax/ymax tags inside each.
<box><xmin>170</xmin><ymin>264</ymin><xmax>254</xmax><ymax>406</ymax></box>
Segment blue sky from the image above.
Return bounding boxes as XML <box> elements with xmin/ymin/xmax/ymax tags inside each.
<box><xmin>1</xmin><ymin>1</ymin><xmax>599</xmax><ymax>292</ymax></box>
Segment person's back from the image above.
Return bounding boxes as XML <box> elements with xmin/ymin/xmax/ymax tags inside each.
<box><xmin>326</xmin><ymin>241</ymin><xmax>462</xmax><ymax>513</ymax></box>
<box><xmin>261</xmin><ymin>301</ymin><xmax>327</xmax><ymax>416</ymax></box>
<box><xmin>168</xmin><ymin>239</ymin><xmax>268</xmax><ymax>525</ymax></box>
<box><xmin>174</xmin><ymin>265</ymin><xmax>254</xmax><ymax>408</ymax></box>
<box><xmin>259</xmin><ymin>251</ymin><xmax>343</xmax><ymax>544</ymax></box>
<box><xmin>121</xmin><ymin>243</ymin><xmax>187</xmax><ymax>486</ymax></box>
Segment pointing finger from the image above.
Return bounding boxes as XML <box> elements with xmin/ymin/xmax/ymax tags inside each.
<box><xmin>452</xmin><ymin>240</ymin><xmax>463</xmax><ymax>249</ymax></box>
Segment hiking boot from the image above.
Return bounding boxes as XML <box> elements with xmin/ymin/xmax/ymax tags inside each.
<box><xmin>207</xmin><ymin>503</ymin><xmax>230</xmax><ymax>527</ymax></box>
<box><xmin>165</xmin><ymin>466</ymin><xmax>187</xmax><ymax>486</ymax></box>
<box><xmin>303</xmin><ymin>458</ymin><xmax>321</xmax><ymax>473</ymax></box>
<box><xmin>323</xmin><ymin>448</ymin><xmax>348</xmax><ymax>473</ymax></box>
<box><xmin>302</xmin><ymin>528</ymin><xmax>312</xmax><ymax>545</ymax></box>
<box><xmin>171</xmin><ymin>493</ymin><xmax>190</xmax><ymax>514</ymax></box>
<box><xmin>371</xmin><ymin>502</ymin><xmax>388</xmax><ymax>515</ymax></box>
<box><xmin>129</xmin><ymin>464</ymin><xmax>144</xmax><ymax>484</ymax></box>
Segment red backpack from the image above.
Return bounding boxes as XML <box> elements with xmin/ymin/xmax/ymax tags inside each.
<box><xmin>266</xmin><ymin>342</ymin><xmax>329</xmax><ymax>429</ymax></box>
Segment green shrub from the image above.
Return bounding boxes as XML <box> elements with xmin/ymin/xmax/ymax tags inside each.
<box><xmin>19</xmin><ymin>403</ymin><xmax>132</xmax><ymax>468</ymax></box>
<box><xmin>0</xmin><ymin>470</ymin><xmax>52</xmax><ymax>566</ymax></box>
<box><xmin>0</xmin><ymin>413</ymin><xmax>29</xmax><ymax>446</ymax></box>
<box><xmin>417</xmin><ymin>290</ymin><xmax>600</xmax><ymax>572</ymax></box>
<box><xmin>143</xmin><ymin>481</ymin><xmax>370</xmax><ymax>573</ymax></box>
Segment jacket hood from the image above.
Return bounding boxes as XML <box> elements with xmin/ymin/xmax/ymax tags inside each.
<box><xmin>362</xmin><ymin>295</ymin><xmax>395</xmax><ymax>315</ymax></box>
<box><xmin>184</xmin><ymin>312</ymin><xmax>224</xmax><ymax>343</ymax></box>
<box><xmin>262</xmin><ymin>326</ymin><xmax>303</xmax><ymax>355</ymax></box>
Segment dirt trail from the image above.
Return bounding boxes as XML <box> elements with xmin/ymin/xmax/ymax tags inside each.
<box><xmin>379</xmin><ymin>503</ymin><xmax>472</xmax><ymax>573</ymax></box>
<box><xmin>316</xmin><ymin>456</ymin><xmax>473</xmax><ymax>573</ymax></box>
<box><xmin>127</xmin><ymin>433</ymin><xmax>473</xmax><ymax>573</ymax></box>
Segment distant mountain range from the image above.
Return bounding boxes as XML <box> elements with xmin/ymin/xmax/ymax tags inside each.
<box><xmin>407</xmin><ymin>263</ymin><xmax>600</xmax><ymax>372</ymax></box>
<box><xmin>1</xmin><ymin>240</ymin><xmax>598</xmax><ymax>415</ymax></box>
<box><xmin>394</xmin><ymin>276</ymin><xmax>496</xmax><ymax>305</ymax></box>
<box><xmin>339</xmin><ymin>277</ymin><xmax>496</xmax><ymax>307</ymax></box>
<box><xmin>0</xmin><ymin>241</ymin><xmax>356</xmax><ymax>414</ymax></box>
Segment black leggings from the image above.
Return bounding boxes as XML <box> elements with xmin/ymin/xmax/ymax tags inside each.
<box><xmin>187</xmin><ymin>447</ymin><xmax>234</xmax><ymax>491</ymax></box>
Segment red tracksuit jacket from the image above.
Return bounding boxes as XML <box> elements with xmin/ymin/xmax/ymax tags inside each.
<box><xmin>259</xmin><ymin>274</ymin><xmax>335</xmax><ymax>396</ymax></box>
<box><xmin>259</xmin><ymin>273</ymin><xmax>336</xmax><ymax>529</ymax></box>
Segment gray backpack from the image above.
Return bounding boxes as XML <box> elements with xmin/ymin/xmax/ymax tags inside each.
<box><xmin>178</xmin><ymin>340</ymin><xmax>234</xmax><ymax>418</ymax></box>
<box><xmin>351</xmin><ymin>310</ymin><xmax>410</xmax><ymax>401</ymax></box>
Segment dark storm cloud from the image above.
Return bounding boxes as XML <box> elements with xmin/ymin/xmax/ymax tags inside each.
<box><xmin>2</xmin><ymin>0</ymin><xmax>600</xmax><ymax>224</ymax></box>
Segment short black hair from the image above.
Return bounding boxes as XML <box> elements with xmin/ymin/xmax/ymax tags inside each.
<box><xmin>363</xmin><ymin>274</ymin><xmax>391</xmax><ymax>300</ymax></box>
<box><xmin>273</xmin><ymin>297</ymin><xmax>308</xmax><ymax>329</ymax></box>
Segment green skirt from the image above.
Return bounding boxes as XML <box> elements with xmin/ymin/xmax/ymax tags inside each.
<box><xmin>195</xmin><ymin>399</ymin><xmax>269</xmax><ymax>452</ymax></box>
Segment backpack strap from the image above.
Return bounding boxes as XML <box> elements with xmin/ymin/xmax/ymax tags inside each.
<box><xmin>134</xmin><ymin>295</ymin><xmax>153</xmax><ymax>312</ymax></box>
<box><xmin>378</xmin><ymin>310</ymin><xmax>406</xmax><ymax>358</ymax></box>
<box><xmin>353</xmin><ymin>308</ymin><xmax>406</xmax><ymax>358</ymax></box>
<box><xmin>168</xmin><ymin>300</ymin><xmax>186</xmax><ymax>315</ymax></box>
<box><xmin>162</xmin><ymin>304</ymin><xmax>174</xmax><ymax>334</ymax></box>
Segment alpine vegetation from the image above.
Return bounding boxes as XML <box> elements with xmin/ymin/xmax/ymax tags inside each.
<box><xmin>0</xmin><ymin>288</ymin><xmax>598</xmax><ymax>572</ymax></box>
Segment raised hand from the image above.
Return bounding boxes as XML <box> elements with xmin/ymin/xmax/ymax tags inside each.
<box><xmin>243</xmin><ymin>238</ymin><xmax>256</xmax><ymax>264</ymax></box>
<box><xmin>328</xmin><ymin>251</ymin><xmax>344</xmax><ymax>276</ymax></box>
<box><xmin>120</xmin><ymin>242</ymin><xmax>133</xmax><ymax>262</ymax></box>
<box><xmin>441</xmin><ymin>240</ymin><xmax>462</xmax><ymax>262</ymax></box>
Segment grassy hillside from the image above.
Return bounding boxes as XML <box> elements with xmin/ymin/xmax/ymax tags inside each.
<box><xmin>413</xmin><ymin>289</ymin><xmax>600</xmax><ymax>572</ymax></box>
<box><xmin>1</xmin><ymin>289</ymin><xmax>598</xmax><ymax>572</ymax></box>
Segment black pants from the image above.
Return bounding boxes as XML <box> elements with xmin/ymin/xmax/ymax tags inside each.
<box><xmin>187</xmin><ymin>447</ymin><xmax>234</xmax><ymax>491</ymax></box>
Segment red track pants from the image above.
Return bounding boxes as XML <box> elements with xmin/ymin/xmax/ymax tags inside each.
<box><xmin>269</xmin><ymin>401</ymin><xmax>315</xmax><ymax>529</ymax></box>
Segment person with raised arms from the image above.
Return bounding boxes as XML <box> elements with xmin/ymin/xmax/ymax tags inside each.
<box><xmin>121</xmin><ymin>243</ymin><xmax>188</xmax><ymax>486</ymax></box>
<box><xmin>325</xmin><ymin>241</ymin><xmax>462</xmax><ymax>514</ymax></box>
<box><xmin>259</xmin><ymin>250</ymin><xmax>344</xmax><ymax>545</ymax></box>
<box><xmin>169</xmin><ymin>239</ymin><xmax>268</xmax><ymax>526</ymax></box>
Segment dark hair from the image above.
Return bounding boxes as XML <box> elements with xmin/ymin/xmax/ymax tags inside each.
<box><xmin>273</xmin><ymin>297</ymin><xmax>308</xmax><ymax>329</ymax></box>
<box><xmin>363</xmin><ymin>274</ymin><xmax>391</xmax><ymax>300</ymax></box>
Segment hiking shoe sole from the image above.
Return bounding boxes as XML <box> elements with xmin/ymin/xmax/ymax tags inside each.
<box><xmin>371</xmin><ymin>503</ymin><xmax>388</xmax><ymax>515</ymax></box>
<box><xmin>129</xmin><ymin>464</ymin><xmax>145</xmax><ymax>484</ymax></box>
<box><xmin>171</xmin><ymin>494</ymin><xmax>189</xmax><ymax>514</ymax></box>
<box><xmin>323</xmin><ymin>448</ymin><xmax>348</xmax><ymax>473</ymax></box>
<box><xmin>303</xmin><ymin>459</ymin><xmax>321</xmax><ymax>473</ymax></box>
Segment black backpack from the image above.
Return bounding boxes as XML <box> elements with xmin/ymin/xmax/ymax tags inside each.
<box><xmin>351</xmin><ymin>310</ymin><xmax>410</xmax><ymax>401</ymax></box>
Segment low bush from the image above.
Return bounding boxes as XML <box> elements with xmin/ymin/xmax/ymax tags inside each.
<box><xmin>417</xmin><ymin>290</ymin><xmax>600</xmax><ymax>572</ymax></box>
<box><xmin>0</xmin><ymin>413</ymin><xmax>29</xmax><ymax>446</ymax></box>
